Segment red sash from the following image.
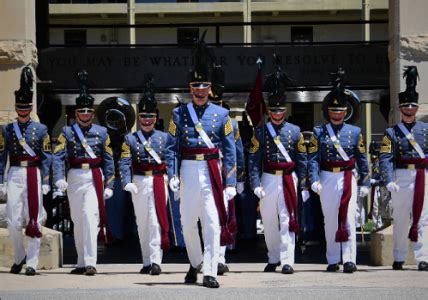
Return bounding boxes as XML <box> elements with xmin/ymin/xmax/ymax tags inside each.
<box><xmin>133</xmin><ymin>163</ymin><xmax>170</xmax><ymax>250</ymax></box>
<box><xmin>181</xmin><ymin>147</ymin><xmax>233</xmax><ymax>246</ymax></box>
<box><xmin>68</xmin><ymin>157</ymin><xmax>106</xmax><ymax>237</ymax></box>
<box><xmin>321</xmin><ymin>159</ymin><xmax>356</xmax><ymax>242</ymax></box>
<box><xmin>264</xmin><ymin>161</ymin><xmax>299</xmax><ymax>233</ymax></box>
<box><xmin>10</xmin><ymin>156</ymin><xmax>42</xmax><ymax>238</ymax></box>
<box><xmin>396</xmin><ymin>157</ymin><xmax>428</xmax><ymax>242</ymax></box>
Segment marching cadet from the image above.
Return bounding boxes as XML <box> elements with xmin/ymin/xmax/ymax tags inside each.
<box><xmin>118</xmin><ymin>76</ymin><xmax>169</xmax><ymax>275</ymax></box>
<box><xmin>0</xmin><ymin>67</ymin><xmax>52</xmax><ymax>276</ymax></box>
<box><xmin>248</xmin><ymin>59</ymin><xmax>308</xmax><ymax>274</ymax></box>
<box><xmin>166</xmin><ymin>34</ymin><xmax>237</xmax><ymax>288</ymax></box>
<box><xmin>52</xmin><ymin>70</ymin><xmax>115</xmax><ymax>276</ymax></box>
<box><xmin>379</xmin><ymin>66</ymin><xmax>428</xmax><ymax>271</ymax></box>
<box><xmin>308</xmin><ymin>68</ymin><xmax>370</xmax><ymax>273</ymax></box>
<box><xmin>209</xmin><ymin>64</ymin><xmax>245</xmax><ymax>275</ymax></box>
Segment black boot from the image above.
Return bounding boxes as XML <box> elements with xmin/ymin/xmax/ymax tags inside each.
<box><xmin>217</xmin><ymin>263</ymin><xmax>229</xmax><ymax>275</ymax></box>
<box><xmin>392</xmin><ymin>261</ymin><xmax>404</xmax><ymax>270</ymax></box>
<box><xmin>70</xmin><ymin>267</ymin><xmax>86</xmax><ymax>275</ymax></box>
<box><xmin>25</xmin><ymin>267</ymin><xmax>36</xmax><ymax>276</ymax></box>
<box><xmin>10</xmin><ymin>257</ymin><xmax>26</xmax><ymax>274</ymax></box>
<box><xmin>326</xmin><ymin>263</ymin><xmax>339</xmax><ymax>272</ymax></box>
<box><xmin>202</xmin><ymin>276</ymin><xmax>220</xmax><ymax>288</ymax></box>
<box><xmin>418</xmin><ymin>261</ymin><xmax>428</xmax><ymax>271</ymax></box>
<box><xmin>150</xmin><ymin>263</ymin><xmax>161</xmax><ymax>275</ymax></box>
<box><xmin>85</xmin><ymin>266</ymin><xmax>97</xmax><ymax>276</ymax></box>
<box><xmin>140</xmin><ymin>265</ymin><xmax>151</xmax><ymax>274</ymax></box>
<box><xmin>264</xmin><ymin>262</ymin><xmax>280</xmax><ymax>273</ymax></box>
<box><xmin>281</xmin><ymin>264</ymin><xmax>294</xmax><ymax>274</ymax></box>
<box><xmin>343</xmin><ymin>262</ymin><xmax>357</xmax><ymax>273</ymax></box>
<box><xmin>184</xmin><ymin>265</ymin><xmax>198</xmax><ymax>284</ymax></box>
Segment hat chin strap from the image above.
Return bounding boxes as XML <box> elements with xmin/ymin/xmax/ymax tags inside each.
<box><xmin>76</xmin><ymin>114</ymin><xmax>93</xmax><ymax>127</ymax></box>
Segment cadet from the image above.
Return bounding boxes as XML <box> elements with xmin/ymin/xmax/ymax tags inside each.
<box><xmin>379</xmin><ymin>66</ymin><xmax>428</xmax><ymax>271</ymax></box>
<box><xmin>166</xmin><ymin>35</ymin><xmax>237</xmax><ymax>288</ymax></box>
<box><xmin>248</xmin><ymin>59</ymin><xmax>308</xmax><ymax>274</ymax></box>
<box><xmin>209</xmin><ymin>63</ymin><xmax>245</xmax><ymax>275</ymax></box>
<box><xmin>52</xmin><ymin>70</ymin><xmax>115</xmax><ymax>276</ymax></box>
<box><xmin>0</xmin><ymin>67</ymin><xmax>52</xmax><ymax>276</ymax></box>
<box><xmin>119</xmin><ymin>77</ymin><xmax>169</xmax><ymax>275</ymax></box>
<box><xmin>308</xmin><ymin>68</ymin><xmax>370</xmax><ymax>273</ymax></box>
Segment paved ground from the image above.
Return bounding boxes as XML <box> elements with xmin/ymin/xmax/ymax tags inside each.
<box><xmin>1</xmin><ymin>263</ymin><xmax>427</xmax><ymax>300</ymax></box>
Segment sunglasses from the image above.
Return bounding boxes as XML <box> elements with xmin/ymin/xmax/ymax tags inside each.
<box><xmin>139</xmin><ymin>113</ymin><xmax>156</xmax><ymax>118</ymax></box>
<box><xmin>76</xmin><ymin>108</ymin><xmax>94</xmax><ymax>114</ymax></box>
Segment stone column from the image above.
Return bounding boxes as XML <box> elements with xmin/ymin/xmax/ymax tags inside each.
<box><xmin>0</xmin><ymin>0</ymin><xmax>38</xmax><ymax>125</ymax></box>
<box><xmin>389</xmin><ymin>0</ymin><xmax>428</xmax><ymax>124</ymax></box>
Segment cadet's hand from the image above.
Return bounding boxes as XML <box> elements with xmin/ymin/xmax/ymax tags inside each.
<box><xmin>124</xmin><ymin>183</ymin><xmax>138</xmax><ymax>194</ymax></box>
<box><xmin>225</xmin><ymin>186</ymin><xmax>237</xmax><ymax>201</ymax></box>
<box><xmin>55</xmin><ymin>179</ymin><xmax>68</xmax><ymax>192</ymax></box>
<box><xmin>359</xmin><ymin>186</ymin><xmax>369</xmax><ymax>197</ymax></box>
<box><xmin>104</xmin><ymin>188</ymin><xmax>113</xmax><ymax>199</ymax></box>
<box><xmin>169</xmin><ymin>177</ymin><xmax>180</xmax><ymax>193</ymax></box>
<box><xmin>254</xmin><ymin>187</ymin><xmax>265</xmax><ymax>199</ymax></box>
<box><xmin>335</xmin><ymin>177</ymin><xmax>344</xmax><ymax>191</ymax></box>
<box><xmin>386</xmin><ymin>182</ymin><xmax>400</xmax><ymax>193</ymax></box>
<box><xmin>301</xmin><ymin>189</ymin><xmax>310</xmax><ymax>203</ymax></box>
<box><xmin>311</xmin><ymin>181</ymin><xmax>322</xmax><ymax>195</ymax></box>
<box><xmin>370</xmin><ymin>179</ymin><xmax>378</xmax><ymax>186</ymax></box>
<box><xmin>236</xmin><ymin>182</ymin><xmax>245</xmax><ymax>194</ymax></box>
<box><xmin>0</xmin><ymin>183</ymin><xmax>6</xmax><ymax>197</ymax></box>
<box><xmin>42</xmin><ymin>184</ymin><xmax>51</xmax><ymax>195</ymax></box>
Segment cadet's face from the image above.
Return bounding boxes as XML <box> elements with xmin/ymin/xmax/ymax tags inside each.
<box><xmin>328</xmin><ymin>109</ymin><xmax>347</xmax><ymax>123</ymax></box>
<box><xmin>15</xmin><ymin>107</ymin><xmax>32</xmax><ymax>120</ymax></box>
<box><xmin>75</xmin><ymin>108</ymin><xmax>94</xmax><ymax>127</ymax></box>
<box><xmin>269</xmin><ymin>109</ymin><xmax>286</xmax><ymax>125</ymax></box>
<box><xmin>139</xmin><ymin>115</ymin><xmax>156</xmax><ymax>132</ymax></box>
<box><xmin>400</xmin><ymin>105</ymin><xmax>418</xmax><ymax>117</ymax></box>
<box><xmin>190</xmin><ymin>85</ymin><xmax>211</xmax><ymax>106</ymax></box>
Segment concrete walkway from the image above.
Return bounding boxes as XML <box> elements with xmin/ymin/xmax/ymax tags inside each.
<box><xmin>1</xmin><ymin>263</ymin><xmax>427</xmax><ymax>299</ymax></box>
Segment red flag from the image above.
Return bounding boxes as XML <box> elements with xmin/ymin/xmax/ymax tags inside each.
<box><xmin>245</xmin><ymin>68</ymin><xmax>266</xmax><ymax>127</ymax></box>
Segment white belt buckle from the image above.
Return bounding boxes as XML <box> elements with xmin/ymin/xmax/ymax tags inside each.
<box><xmin>195</xmin><ymin>154</ymin><xmax>204</xmax><ymax>161</ymax></box>
<box><xmin>332</xmin><ymin>167</ymin><xmax>341</xmax><ymax>173</ymax></box>
<box><xmin>20</xmin><ymin>161</ymin><xmax>28</xmax><ymax>167</ymax></box>
<box><xmin>81</xmin><ymin>163</ymin><xmax>90</xmax><ymax>170</ymax></box>
<box><xmin>408</xmin><ymin>164</ymin><xmax>415</xmax><ymax>170</ymax></box>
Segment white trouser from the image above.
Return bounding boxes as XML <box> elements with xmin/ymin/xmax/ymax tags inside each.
<box><xmin>180</xmin><ymin>160</ymin><xmax>220</xmax><ymax>278</ymax></box>
<box><xmin>6</xmin><ymin>166</ymin><xmax>43</xmax><ymax>269</ymax></box>
<box><xmin>132</xmin><ymin>175</ymin><xmax>167</xmax><ymax>267</ymax></box>
<box><xmin>67</xmin><ymin>169</ymin><xmax>100</xmax><ymax>268</ymax></box>
<box><xmin>392</xmin><ymin>169</ymin><xmax>428</xmax><ymax>264</ymax></box>
<box><xmin>259</xmin><ymin>172</ymin><xmax>297</xmax><ymax>266</ymax></box>
<box><xmin>319</xmin><ymin>170</ymin><xmax>357</xmax><ymax>265</ymax></box>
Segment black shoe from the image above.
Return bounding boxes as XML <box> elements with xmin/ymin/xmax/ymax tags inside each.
<box><xmin>264</xmin><ymin>262</ymin><xmax>280</xmax><ymax>273</ymax></box>
<box><xmin>281</xmin><ymin>264</ymin><xmax>294</xmax><ymax>274</ymax></box>
<box><xmin>343</xmin><ymin>262</ymin><xmax>357</xmax><ymax>273</ymax></box>
<box><xmin>217</xmin><ymin>263</ymin><xmax>229</xmax><ymax>276</ymax></box>
<box><xmin>140</xmin><ymin>265</ymin><xmax>151</xmax><ymax>274</ymax></box>
<box><xmin>10</xmin><ymin>257</ymin><xmax>26</xmax><ymax>274</ymax></box>
<box><xmin>392</xmin><ymin>261</ymin><xmax>404</xmax><ymax>270</ymax></box>
<box><xmin>150</xmin><ymin>263</ymin><xmax>161</xmax><ymax>275</ymax></box>
<box><xmin>85</xmin><ymin>266</ymin><xmax>97</xmax><ymax>276</ymax></box>
<box><xmin>70</xmin><ymin>267</ymin><xmax>86</xmax><ymax>275</ymax></box>
<box><xmin>202</xmin><ymin>276</ymin><xmax>220</xmax><ymax>288</ymax></box>
<box><xmin>184</xmin><ymin>265</ymin><xmax>198</xmax><ymax>284</ymax></box>
<box><xmin>326</xmin><ymin>264</ymin><xmax>339</xmax><ymax>272</ymax></box>
<box><xmin>25</xmin><ymin>267</ymin><xmax>36</xmax><ymax>276</ymax></box>
<box><xmin>418</xmin><ymin>261</ymin><xmax>428</xmax><ymax>271</ymax></box>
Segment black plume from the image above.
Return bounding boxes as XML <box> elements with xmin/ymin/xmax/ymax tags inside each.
<box><xmin>265</xmin><ymin>53</ymin><xmax>292</xmax><ymax>97</ymax></box>
<box><xmin>190</xmin><ymin>30</ymin><xmax>215</xmax><ymax>82</ymax></box>
<box><xmin>403</xmin><ymin>66</ymin><xmax>419</xmax><ymax>93</ymax></box>
<box><xmin>330</xmin><ymin>66</ymin><xmax>347</xmax><ymax>100</ymax></box>
<box><xmin>15</xmin><ymin>66</ymin><xmax>34</xmax><ymax>101</ymax></box>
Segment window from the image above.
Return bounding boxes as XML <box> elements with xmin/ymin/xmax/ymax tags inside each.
<box><xmin>64</xmin><ymin>30</ymin><xmax>87</xmax><ymax>46</ymax></box>
<box><xmin>177</xmin><ymin>28</ymin><xmax>199</xmax><ymax>47</ymax></box>
<box><xmin>290</xmin><ymin>26</ymin><xmax>313</xmax><ymax>44</ymax></box>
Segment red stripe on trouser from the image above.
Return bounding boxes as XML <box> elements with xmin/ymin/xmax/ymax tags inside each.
<box><xmin>25</xmin><ymin>166</ymin><xmax>42</xmax><ymax>238</ymax></box>
<box><xmin>153</xmin><ymin>174</ymin><xmax>170</xmax><ymax>250</ymax></box>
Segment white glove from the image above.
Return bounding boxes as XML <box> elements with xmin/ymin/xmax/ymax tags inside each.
<box><xmin>359</xmin><ymin>186</ymin><xmax>369</xmax><ymax>197</ymax></box>
<box><xmin>301</xmin><ymin>190</ymin><xmax>310</xmax><ymax>203</ymax></box>
<box><xmin>386</xmin><ymin>181</ymin><xmax>400</xmax><ymax>193</ymax></box>
<box><xmin>225</xmin><ymin>186</ymin><xmax>237</xmax><ymax>201</ymax></box>
<box><xmin>124</xmin><ymin>183</ymin><xmax>138</xmax><ymax>194</ymax></box>
<box><xmin>370</xmin><ymin>179</ymin><xmax>378</xmax><ymax>185</ymax></box>
<box><xmin>335</xmin><ymin>177</ymin><xmax>344</xmax><ymax>191</ymax></box>
<box><xmin>104</xmin><ymin>188</ymin><xmax>113</xmax><ymax>199</ymax></box>
<box><xmin>0</xmin><ymin>183</ymin><xmax>6</xmax><ymax>197</ymax></box>
<box><xmin>236</xmin><ymin>182</ymin><xmax>245</xmax><ymax>194</ymax></box>
<box><xmin>169</xmin><ymin>177</ymin><xmax>180</xmax><ymax>193</ymax></box>
<box><xmin>311</xmin><ymin>181</ymin><xmax>322</xmax><ymax>195</ymax></box>
<box><xmin>52</xmin><ymin>190</ymin><xmax>64</xmax><ymax>200</ymax></box>
<box><xmin>254</xmin><ymin>186</ymin><xmax>265</xmax><ymax>199</ymax></box>
<box><xmin>55</xmin><ymin>179</ymin><xmax>68</xmax><ymax>192</ymax></box>
<box><xmin>42</xmin><ymin>184</ymin><xmax>51</xmax><ymax>195</ymax></box>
